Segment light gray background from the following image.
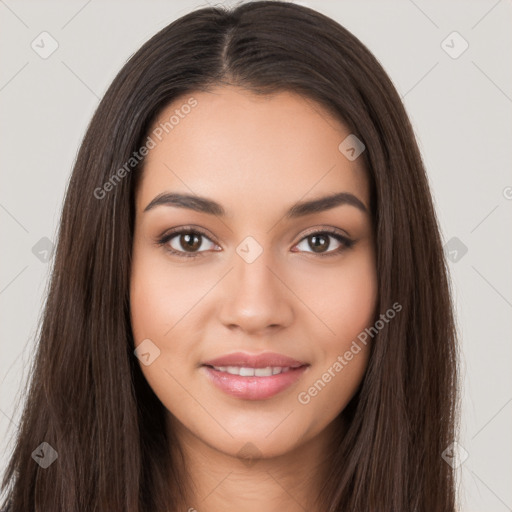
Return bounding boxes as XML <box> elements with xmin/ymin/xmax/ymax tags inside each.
<box><xmin>1</xmin><ymin>1</ymin><xmax>511</xmax><ymax>510</ymax></box>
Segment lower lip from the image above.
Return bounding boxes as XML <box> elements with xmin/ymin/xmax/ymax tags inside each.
<box><xmin>201</xmin><ymin>365</ymin><xmax>309</xmax><ymax>400</ymax></box>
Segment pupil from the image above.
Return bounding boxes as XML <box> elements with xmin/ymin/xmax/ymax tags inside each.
<box><xmin>182</xmin><ymin>233</ymin><xmax>201</xmax><ymax>251</ymax></box>
<box><xmin>310</xmin><ymin>235</ymin><xmax>328</xmax><ymax>252</ymax></box>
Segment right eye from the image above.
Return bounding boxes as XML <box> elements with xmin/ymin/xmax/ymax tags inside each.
<box><xmin>156</xmin><ymin>228</ymin><xmax>220</xmax><ymax>258</ymax></box>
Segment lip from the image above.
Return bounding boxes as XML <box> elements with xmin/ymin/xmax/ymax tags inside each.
<box><xmin>202</xmin><ymin>351</ymin><xmax>307</xmax><ymax>368</ymax></box>
<box><xmin>201</xmin><ymin>351</ymin><xmax>309</xmax><ymax>400</ymax></box>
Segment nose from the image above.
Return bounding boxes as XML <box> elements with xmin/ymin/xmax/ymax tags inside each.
<box><xmin>217</xmin><ymin>247</ymin><xmax>295</xmax><ymax>335</ymax></box>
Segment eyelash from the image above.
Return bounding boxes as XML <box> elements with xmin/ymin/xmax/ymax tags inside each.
<box><xmin>155</xmin><ymin>226</ymin><xmax>355</xmax><ymax>259</ymax></box>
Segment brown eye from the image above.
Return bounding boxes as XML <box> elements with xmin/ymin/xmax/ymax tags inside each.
<box><xmin>308</xmin><ymin>234</ymin><xmax>330</xmax><ymax>253</ymax></box>
<box><xmin>294</xmin><ymin>230</ymin><xmax>354</xmax><ymax>257</ymax></box>
<box><xmin>168</xmin><ymin>231</ymin><xmax>217</xmax><ymax>254</ymax></box>
<box><xmin>176</xmin><ymin>232</ymin><xmax>202</xmax><ymax>252</ymax></box>
<box><xmin>157</xmin><ymin>228</ymin><xmax>219</xmax><ymax>258</ymax></box>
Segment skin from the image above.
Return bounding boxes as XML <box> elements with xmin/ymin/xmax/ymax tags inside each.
<box><xmin>130</xmin><ymin>85</ymin><xmax>377</xmax><ymax>511</ymax></box>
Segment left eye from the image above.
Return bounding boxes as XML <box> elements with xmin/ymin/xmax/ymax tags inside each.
<box><xmin>293</xmin><ymin>231</ymin><xmax>353</xmax><ymax>256</ymax></box>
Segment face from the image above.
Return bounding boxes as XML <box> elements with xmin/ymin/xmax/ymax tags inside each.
<box><xmin>130</xmin><ymin>85</ymin><xmax>377</xmax><ymax>460</ymax></box>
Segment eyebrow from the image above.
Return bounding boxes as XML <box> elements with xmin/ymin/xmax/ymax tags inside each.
<box><xmin>143</xmin><ymin>191</ymin><xmax>368</xmax><ymax>218</ymax></box>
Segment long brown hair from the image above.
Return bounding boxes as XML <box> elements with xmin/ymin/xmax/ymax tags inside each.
<box><xmin>1</xmin><ymin>1</ymin><xmax>459</xmax><ymax>510</ymax></box>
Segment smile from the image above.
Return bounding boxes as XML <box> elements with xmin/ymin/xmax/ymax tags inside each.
<box><xmin>208</xmin><ymin>365</ymin><xmax>292</xmax><ymax>376</ymax></box>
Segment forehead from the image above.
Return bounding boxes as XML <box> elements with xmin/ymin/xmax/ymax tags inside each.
<box><xmin>136</xmin><ymin>86</ymin><xmax>369</xmax><ymax>217</ymax></box>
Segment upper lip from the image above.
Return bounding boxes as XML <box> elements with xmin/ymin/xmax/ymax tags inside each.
<box><xmin>202</xmin><ymin>351</ymin><xmax>308</xmax><ymax>369</ymax></box>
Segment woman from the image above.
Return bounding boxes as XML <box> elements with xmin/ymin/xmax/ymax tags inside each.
<box><xmin>1</xmin><ymin>1</ymin><xmax>459</xmax><ymax>510</ymax></box>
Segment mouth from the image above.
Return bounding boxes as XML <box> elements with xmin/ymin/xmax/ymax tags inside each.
<box><xmin>200</xmin><ymin>352</ymin><xmax>310</xmax><ymax>400</ymax></box>
<box><xmin>205</xmin><ymin>365</ymin><xmax>296</xmax><ymax>377</ymax></box>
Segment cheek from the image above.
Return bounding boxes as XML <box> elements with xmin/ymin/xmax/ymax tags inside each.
<box><xmin>129</xmin><ymin>244</ymin><xmax>209</xmax><ymax>342</ymax></box>
<box><xmin>129</xmin><ymin>245</ymin><xmax>216</xmax><ymax>396</ymax></box>
<box><xmin>130</xmin><ymin>271</ymin><xmax>181</xmax><ymax>341</ymax></box>
<box><xmin>293</xmin><ymin>248</ymin><xmax>377</xmax><ymax>418</ymax></box>
<box><xmin>298</xmin><ymin>247</ymin><xmax>378</xmax><ymax>344</ymax></box>
<box><xmin>331</xmin><ymin>255</ymin><xmax>377</xmax><ymax>338</ymax></box>
<box><xmin>129</xmin><ymin>255</ymin><xmax>199</xmax><ymax>414</ymax></box>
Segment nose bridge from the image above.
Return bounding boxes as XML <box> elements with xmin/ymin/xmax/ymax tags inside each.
<box><xmin>218</xmin><ymin>237</ymin><xmax>294</xmax><ymax>332</ymax></box>
<box><xmin>233</xmin><ymin>239</ymin><xmax>281</xmax><ymax>302</ymax></box>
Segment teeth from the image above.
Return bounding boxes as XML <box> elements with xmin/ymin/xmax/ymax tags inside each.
<box><xmin>238</xmin><ymin>367</ymin><xmax>254</xmax><ymax>377</ymax></box>
<box><xmin>255</xmin><ymin>367</ymin><xmax>272</xmax><ymax>377</ymax></box>
<box><xmin>212</xmin><ymin>365</ymin><xmax>291</xmax><ymax>376</ymax></box>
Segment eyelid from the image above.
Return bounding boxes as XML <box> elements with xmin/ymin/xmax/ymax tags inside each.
<box><xmin>298</xmin><ymin>225</ymin><xmax>352</xmax><ymax>240</ymax></box>
<box><xmin>158</xmin><ymin>224</ymin><xmax>219</xmax><ymax>244</ymax></box>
